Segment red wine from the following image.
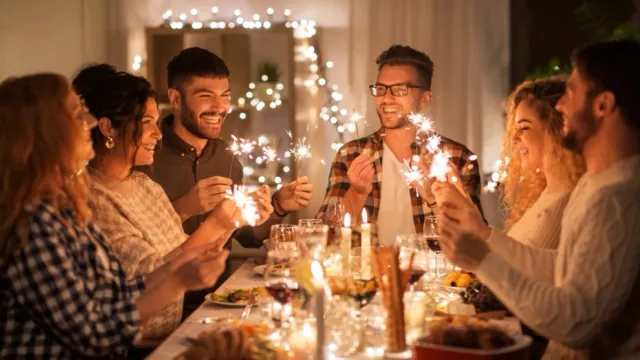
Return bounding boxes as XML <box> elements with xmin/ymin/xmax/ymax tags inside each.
<box><xmin>266</xmin><ymin>283</ymin><xmax>293</xmax><ymax>304</ymax></box>
<box><xmin>408</xmin><ymin>269</ymin><xmax>425</xmax><ymax>285</ymax></box>
<box><xmin>426</xmin><ymin>235</ymin><xmax>441</xmax><ymax>253</ymax></box>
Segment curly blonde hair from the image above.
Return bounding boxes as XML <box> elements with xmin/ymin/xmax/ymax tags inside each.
<box><xmin>0</xmin><ymin>74</ymin><xmax>91</xmax><ymax>262</ymax></box>
<box><xmin>501</xmin><ymin>76</ymin><xmax>585</xmax><ymax>228</ymax></box>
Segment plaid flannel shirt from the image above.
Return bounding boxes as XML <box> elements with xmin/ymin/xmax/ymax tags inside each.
<box><xmin>0</xmin><ymin>201</ymin><xmax>145</xmax><ymax>359</ymax></box>
<box><xmin>316</xmin><ymin>128</ymin><xmax>483</xmax><ymax>234</ymax></box>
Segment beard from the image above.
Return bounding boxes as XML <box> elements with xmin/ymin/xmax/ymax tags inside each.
<box><xmin>561</xmin><ymin>102</ymin><xmax>597</xmax><ymax>153</ymax></box>
<box><xmin>178</xmin><ymin>99</ymin><xmax>225</xmax><ymax>140</ymax></box>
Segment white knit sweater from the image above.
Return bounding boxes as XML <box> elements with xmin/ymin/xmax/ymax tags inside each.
<box><xmin>478</xmin><ymin>154</ymin><xmax>640</xmax><ymax>359</ymax></box>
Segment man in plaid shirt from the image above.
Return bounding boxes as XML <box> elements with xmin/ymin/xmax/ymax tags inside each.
<box><xmin>317</xmin><ymin>45</ymin><xmax>482</xmax><ymax>243</ymax></box>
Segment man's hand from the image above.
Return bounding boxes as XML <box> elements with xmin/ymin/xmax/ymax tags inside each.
<box><xmin>411</xmin><ymin>154</ymin><xmax>468</xmax><ymax>205</ymax></box>
<box><xmin>275</xmin><ymin>176</ymin><xmax>314</xmax><ymax>214</ymax></box>
<box><xmin>431</xmin><ymin>182</ymin><xmax>490</xmax><ymax>241</ymax></box>
<box><xmin>439</xmin><ymin>232</ymin><xmax>490</xmax><ymax>272</ymax></box>
<box><xmin>347</xmin><ymin>154</ymin><xmax>375</xmax><ymax>195</ymax></box>
<box><xmin>172</xmin><ymin>176</ymin><xmax>233</xmax><ymax>220</ymax></box>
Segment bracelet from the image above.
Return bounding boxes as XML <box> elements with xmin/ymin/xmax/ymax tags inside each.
<box><xmin>271</xmin><ymin>194</ymin><xmax>289</xmax><ymax>217</ymax></box>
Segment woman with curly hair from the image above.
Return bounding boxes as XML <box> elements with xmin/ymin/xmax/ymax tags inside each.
<box><xmin>499</xmin><ymin>76</ymin><xmax>585</xmax><ymax>249</ymax></box>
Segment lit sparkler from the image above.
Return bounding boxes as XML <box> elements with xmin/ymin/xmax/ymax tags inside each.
<box><xmin>350</xmin><ymin>111</ymin><xmax>363</xmax><ymax>152</ymax></box>
<box><xmin>225</xmin><ymin>185</ymin><xmax>260</xmax><ymax>226</ymax></box>
<box><xmin>428</xmin><ymin>151</ymin><xmax>452</xmax><ymax>182</ymax></box>
<box><xmin>401</xmin><ymin>158</ymin><xmax>425</xmax><ymax>186</ymax></box>
<box><xmin>426</xmin><ymin>134</ymin><xmax>442</xmax><ymax>154</ymax></box>
<box><xmin>261</xmin><ymin>146</ymin><xmax>279</xmax><ymax>163</ymax></box>
<box><xmin>290</xmin><ymin>137</ymin><xmax>312</xmax><ymax>161</ymax></box>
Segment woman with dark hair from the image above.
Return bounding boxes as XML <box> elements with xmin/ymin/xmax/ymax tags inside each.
<box><xmin>73</xmin><ymin>64</ymin><xmax>274</xmax><ymax>341</ymax></box>
<box><xmin>0</xmin><ymin>73</ymin><xmax>236</xmax><ymax>358</ymax></box>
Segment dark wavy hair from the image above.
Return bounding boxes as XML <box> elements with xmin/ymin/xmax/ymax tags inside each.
<box><xmin>72</xmin><ymin>64</ymin><xmax>157</xmax><ymax>163</ymax></box>
<box><xmin>376</xmin><ymin>45</ymin><xmax>435</xmax><ymax>90</ymax></box>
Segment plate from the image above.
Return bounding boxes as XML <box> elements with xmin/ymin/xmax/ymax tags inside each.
<box><xmin>205</xmin><ymin>288</ymin><xmax>265</xmax><ymax>307</ymax></box>
<box><xmin>252</xmin><ymin>265</ymin><xmax>286</xmax><ymax>277</ymax></box>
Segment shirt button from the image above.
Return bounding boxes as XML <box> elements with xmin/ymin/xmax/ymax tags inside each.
<box><xmin>180</xmin><ymin>153</ymin><xmax>185</xmax><ymax>157</ymax></box>
<box><xmin>190</xmin><ymin>147</ymin><xmax>195</xmax><ymax>152</ymax></box>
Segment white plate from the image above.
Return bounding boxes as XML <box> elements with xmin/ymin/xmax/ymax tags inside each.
<box><xmin>253</xmin><ymin>265</ymin><xmax>266</xmax><ymax>276</ymax></box>
<box><xmin>205</xmin><ymin>291</ymin><xmax>257</xmax><ymax>307</ymax></box>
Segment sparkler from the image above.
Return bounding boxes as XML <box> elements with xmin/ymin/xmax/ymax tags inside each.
<box><xmin>401</xmin><ymin>155</ymin><xmax>425</xmax><ymax>197</ymax></box>
<box><xmin>350</xmin><ymin>111</ymin><xmax>363</xmax><ymax>152</ymax></box>
<box><xmin>261</xmin><ymin>146</ymin><xmax>279</xmax><ymax>163</ymax></box>
<box><xmin>426</xmin><ymin>134</ymin><xmax>442</xmax><ymax>154</ymax></box>
<box><xmin>428</xmin><ymin>151</ymin><xmax>452</xmax><ymax>182</ymax></box>
<box><xmin>228</xmin><ymin>135</ymin><xmax>257</xmax><ymax>178</ymax></box>
<box><xmin>225</xmin><ymin>185</ymin><xmax>260</xmax><ymax>226</ymax></box>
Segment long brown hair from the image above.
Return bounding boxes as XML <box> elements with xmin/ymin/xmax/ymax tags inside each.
<box><xmin>0</xmin><ymin>74</ymin><xmax>91</xmax><ymax>262</ymax></box>
<box><xmin>501</xmin><ymin>76</ymin><xmax>585</xmax><ymax>228</ymax></box>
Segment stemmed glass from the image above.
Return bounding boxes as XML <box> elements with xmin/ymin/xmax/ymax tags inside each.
<box><xmin>322</xmin><ymin>197</ymin><xmax>345</xmax><ymax>246</ymax></box>
<box><xmin>423</xmin><ymin>215</ymin><xmax>444</xmax><ymax>278</ymax></box>
<box><xmin>264</xmin><ymin>249</ymin><xmax>301</xmax><ymax>332</ymax></box>
<box><xmin>396</xmin><ymin>234</ymin><xmax>430</xmax><ymax>291</ymax></box>
<box><xmin>269</xmin><ymin>224</ymin><xmax>297</xmax><ymax>251</ymax></box>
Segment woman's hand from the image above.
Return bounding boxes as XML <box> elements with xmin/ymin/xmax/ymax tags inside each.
<box><xmin>249</xmin><ymin>185</ymin><xmax>274</xmax><ymax>225</ymax></box>
<box><xmin>206</xmin><ymin>198</ymin><xmax>244</xmax><ymax>231</ymax></box>
<box><xmin>411</xmin><ymin>154</ymin><xmax>468</xmax><ymax>205</ymax></box>
<box><xmin>171</xmin><ymin>244</ymin><xmax>230</xmax><ymax>292</ymax></box>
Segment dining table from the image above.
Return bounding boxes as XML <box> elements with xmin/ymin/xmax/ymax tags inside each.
<box><xmin>148</xmin><ymin>258</ymin><xmax>524</xmax><ymax>360</ymax></box>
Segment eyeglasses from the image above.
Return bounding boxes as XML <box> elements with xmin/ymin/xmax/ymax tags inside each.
<box><xmin>369</xmin><ymin>83</ymin><xmax>426</xmax><ymax>97</ymax></box>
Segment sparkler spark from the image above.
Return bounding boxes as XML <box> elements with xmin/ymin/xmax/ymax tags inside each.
<box><xmin>225</xmin><ymin>185</ymin><xmax>260</xmax><ymax>226</ymax></box>
<box><xmin>401</xmin><ymin>159</ymin><xmax>425</xmax><ymax>186</ymax></box>
<box><xmin>290</xmin><ymin>137</ymin><xmax>312</xmax><ymax>161</ymax></box>
<box><xmin>261</xmin><ymin>146</ymin><xmax>279</xmax><ymax>163</ymax></box>
<box><xmin>408</xmin><ymin>112</ymin><xmax>426</xmax><ymax>125</ymax></box>
<box><xmin>228</xmin><ymin>135</ymin><xmax>256</xmax><ymax>156</ymax></box>
<box><xmin>426</xmin><ymin>134</ymin><xmax>442</xmax><ymax>154</ymax></box>
<box><xmin>428</xmin><ymin>151</ymin><xmax>452</xmax><ymax>182</ymax></box>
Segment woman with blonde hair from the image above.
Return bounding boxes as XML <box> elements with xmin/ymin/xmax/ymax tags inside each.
<box><xmin>0</xmin><ymin>73</ymin><xmax>246</xmax><ymax>358</ymax></box>
<box><xmin>498</xmin><ymin>76</ymin><xmax>585</xmax><ymax>248</ymax></box>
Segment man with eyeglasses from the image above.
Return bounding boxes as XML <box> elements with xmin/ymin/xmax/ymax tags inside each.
<box><xmin>316</xmin><ymin>45</ymin><xmax>482</xmax><ymax>245</ymax></box>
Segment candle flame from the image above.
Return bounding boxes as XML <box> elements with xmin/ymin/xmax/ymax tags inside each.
<box><xmin>344</xmin><ymin>213</ymin><xmax>351</xmax><ymax>228</ymax></box>
<box><xmin>362</xmin><ymin>208</ymin><xmax>368</xmax><ymax>224</ymax></box>
<box><xmin>311</xmin><ymin>260</ymin><xmax>324</xmax><ymax>280</ymax></box>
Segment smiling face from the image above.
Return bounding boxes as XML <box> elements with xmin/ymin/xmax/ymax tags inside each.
<box><xmin>512</xmin><ymin>101</ymin><xmax>546</xmax><ymax>172</ymax></box>
<box><xmin>374</xmin><ymin>65</ymin><xmax>430</xmax><ymax>130</ymax></box>
<box><xmin>175</xmin><ymin>76</ymin><xmax>231</xmax><ymax>139</ymax></box>
<box><xmin>555</xmin><ymin>68</ymin><xmax>598</xmax><ymax>153</ymax></box>
<box><xmin>132</xmin><ymin>97</ymin><xmax>161</xmax><ymax>166</ymax></box>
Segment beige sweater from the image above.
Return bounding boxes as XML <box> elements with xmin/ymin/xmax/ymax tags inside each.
<box><xmin>479</xmin><ymin>155</ymin><xmax>640</xmax><ymax>359</ymax></box>
<box><xmin>89</xmin><ymin>168</ymin><xmax>187</xmax><ymax>340</ymax></box>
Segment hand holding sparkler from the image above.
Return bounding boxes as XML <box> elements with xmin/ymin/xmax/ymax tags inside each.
<box><xmin>274</xmin><ymin>176</ymin><xmax>314</xmax><ymax>213</ymax></box>
<box><xmin>223</xmin><ymin>185</ymin><xmax>268</xmax><ymax>228</ymax></box>
<box><xmin>249</xmin><ymin>185</ymin><xmax>274</xmax><ymax>225</ymax></box>
<box><xmin>346</xmin><ymin>154</ymin><xmax>374</xmax><ymax>196</ymax></box>
<box><xmin>431</xmin><ymin>180</ymin><xmax>488</xmax><ymax>245</ymax></box>
<box><xmin>173</xmin><ymin>176</ymin><xmax>233</xmax><ymax>221</ymax></box>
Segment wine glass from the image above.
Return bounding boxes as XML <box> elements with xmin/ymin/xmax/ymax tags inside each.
<box><xmin>270</xmin><ymin>224</ymin><xmax>297</xmax><ymax>251</ymax></box>
<box><xmin>298</xmin><ymin>218</ymin><xmax>323</xmax><ymax>227</ymax></box>
<box><xmin>396</xmin><ymin>234</ymin><xmax>430</xmax><ymax>291</ymax></box>
<box><xmin>323</xmin><ymin>197</ymin><xmax>345</xmax><ymax>246</ymax></box>
<box><xmin>264</xmin><ymin>249</ymin><xmax>301</xmax><ymax>330</ymax></box>
<box><xmin>423</xmin><ymin>215</ymin><xmax>444</xmax><ymax>278</ymax></box>
<box><xmin>295</xmin><ymin>223</ymin><xmax>328</xmax><ymax>259</ymax></box>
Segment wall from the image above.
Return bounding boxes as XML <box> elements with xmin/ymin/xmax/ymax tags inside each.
<box><xmin>0</xmin><ymin>0</ymin><xmax>108</xmax><ymax>80</ymax></box>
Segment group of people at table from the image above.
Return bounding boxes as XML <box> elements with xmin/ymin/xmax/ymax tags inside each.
<box><xmin>1</xmin><ymin>38</ymin><xmax>639</xmax><ymax>360</ymax></box>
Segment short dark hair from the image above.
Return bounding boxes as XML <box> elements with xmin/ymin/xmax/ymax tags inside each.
<box><xmin>167</xmin><ymin>47</ymin><xmax>230</xmax><ymax>91</ymax></box>
<box><xmin>73</xmin><ymin>63</ymin><xmax>157</xmax><ymax>156</ymax></box>
<box><xmin>376</xmin><ymin>45</ymin><xmax>434</xmax><ymax>90</ymax></box>
<box><xmin>571</xmin><ymin>40</ymin><xmax>640</xmax><ymax>130</ymax></box>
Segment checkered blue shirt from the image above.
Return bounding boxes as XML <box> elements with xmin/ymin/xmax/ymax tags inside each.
<box><xmin>0</xmin><ymin>201</ymin><xmax>145</xmax><ymax>359</ymax></box>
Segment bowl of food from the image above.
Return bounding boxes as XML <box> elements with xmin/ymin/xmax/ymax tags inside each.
<box><xmin>413</xmin><ymin>316</ymin><xmax>532</xmax><ymax>360</ymax></box>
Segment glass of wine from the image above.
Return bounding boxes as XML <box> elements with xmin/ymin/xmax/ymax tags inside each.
<box><xmin>270</xmin><ymin>224</ymin><xmax>297</xmax><ymax>251</ymax></box>
<box><xmin>264</xmin><ymin>248</ymin><xmax>301</xmax><ymax>331</ymax></box>
<box><xmin>396</xmin><ymin>234</ymin><xmax>430</xmax><ymax>291</ymax></box>
<box><xmin>323</xmin><ymin>197</ymin><xmax>345</xmax><ymax>246</ymax></box>
<box><xmin>423</xmin><ymin>215</ymin><xmax>444</xmax><ymax>278</ymax></box>
<box><xmin>295</xmin><ymin>223</ymin><xmax>328</xmax><ymax>259</ymax></box>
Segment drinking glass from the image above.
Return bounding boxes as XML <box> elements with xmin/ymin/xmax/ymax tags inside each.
<box><xmin>423</xmin><ymin>215</ymin><xmax>444</xmax><ymax>277</ymax></box>
<box><xmin>270</xmin><ymin>224</ymin><xmax>297</xmax><ymax>251</ymax></box>
<box><xmin>323</xmin><ymin>197</ymin><xmax>345</xmax><ymax>246</ymax></box>
<box><xmin>295</xmin><ymin>223</ymin><xmax>328</xmax><ymax>259</ymax></box>
<box><xmin>396</xmin><ymin>234</ymin><xmax>430</xmax><ymax>291</ymax></box>
<box><xmin>265</xmin><ymin>249</ymin><xmax>301</xmax><ymax>332</ymax></box>
<box><xmin>298</xmin><ymin>218</ymin><xmax>324</xmax><ymax>227</ymax></box>
<box><xmin>326</xmin><ymin>296</ymin><xmax>362</xmax><ymax>357</ymax></box>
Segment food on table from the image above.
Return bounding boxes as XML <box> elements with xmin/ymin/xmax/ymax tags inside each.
<box><xmin>422</xmin><ymin>315</ymin><xmax>515</xmax><ymax>349</ymax></box>
<box><xmin>461</xmin><ymin>279</ymin><xmax>509</xmax><ymax>314</ymax></box>
<box><xmin>442</xmin><ymin>270</ymin><xmax>474</xmax><ymax>288</ymax></box>
<box><xmin>208</xmin><ymin>287</ymin><xmax>268</xmax><ymax>304</ymax></box>
<box><xmin>328</xmin><ymin>276</ymin><xmax>378</xmax><ymax>308</ymax></box>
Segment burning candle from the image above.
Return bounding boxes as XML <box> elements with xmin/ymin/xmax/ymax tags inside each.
<box><xmin>361</xmin><ymin>209</ymin><xmax>371</xmax><ymax>279</ymax></box>
<box><xmin>311</xmin><ymin>260</ymin><xmax>325</xmax><ymax>360</ymax></box>
<box><xmin>341</xmin><ymin>213</ymin><xmax>352</xmax><ymax>274</ymax></box>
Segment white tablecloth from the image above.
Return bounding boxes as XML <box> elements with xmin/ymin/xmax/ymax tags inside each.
<box><xmin>148</xmin><ymin>260</ymin><xmax>265</xmax><ymax>360</ymax></box>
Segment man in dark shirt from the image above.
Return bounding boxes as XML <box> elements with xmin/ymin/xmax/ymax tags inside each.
<box><xmin>150</xmin><ymin>47</ymin><xmax>314</xmax><ymax>316</ymax></box>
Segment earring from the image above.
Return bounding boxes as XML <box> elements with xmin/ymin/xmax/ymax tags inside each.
<box><xmin>105</xmin><ymin>136</ymin><xmax>115</xmax><ymax>149</ymax></box>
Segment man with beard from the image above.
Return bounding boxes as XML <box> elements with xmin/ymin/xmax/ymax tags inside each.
<box><xmin>150</xmin><ymin>47</ymin><xmax>314</xmax><ymax>316</ymax></box>
<box><xmin>431</xmin><ymin>40</ymin><xmax>640</xmax><ymax>358</ymax></box>
<box><xmin>316</xmin><ymin>45</ymin><xmax>482</xmax><ymax>245</ymax></box>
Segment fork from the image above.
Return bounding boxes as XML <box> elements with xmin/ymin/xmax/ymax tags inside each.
<box><xmin>240</xmin><ymin>291</ymin><xmax>256</xmax><ymax>321</ymax></box>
